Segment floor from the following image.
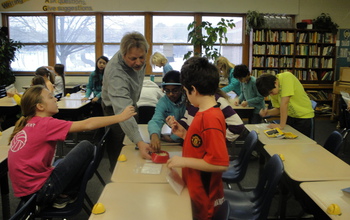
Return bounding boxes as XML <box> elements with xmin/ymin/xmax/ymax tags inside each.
<box><xmin>3</xmin><ymin>117</ymin><xmax>348</xmax><ymax>219</ymax></box>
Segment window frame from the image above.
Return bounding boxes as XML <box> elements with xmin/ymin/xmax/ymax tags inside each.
<box><xmin>2</xmin><ymin>12</ymin><xmax>248</xmax><ymax>76</ymax></box>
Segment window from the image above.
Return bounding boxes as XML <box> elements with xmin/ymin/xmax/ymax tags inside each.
<box><xmin>4</xmin><ymin>13</ymin><xmax>245</xmax><ymax>75</ymax></box>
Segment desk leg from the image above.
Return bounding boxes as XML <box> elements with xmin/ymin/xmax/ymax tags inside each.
<box><xmin>0</xmin><ymin>160</ymin><xmax>11</xmax><ymax>220</ymax></box>
<box><xmin>277</xmin><ymin>175</ymin><xmax>289</xmax><ymax>220</ymax></box>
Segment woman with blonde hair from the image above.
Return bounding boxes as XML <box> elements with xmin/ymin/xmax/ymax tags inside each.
<box><xmin>216</xmin><ymin>56</ymin><xmax>241</xmax><ymax>95</ymax></box>
<box><xmin>150</xmin><ymin>52</ymin><xmax>173</xmax><ymax>76</ymax></box>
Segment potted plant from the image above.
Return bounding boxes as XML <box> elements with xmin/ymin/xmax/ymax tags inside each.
<box><xmin>313</xmin><ymin>13</ymin><xmax>339</xmax><ymax>35</ymax></box>
<box><xmin>246</xmin><ymin>10</ymin><xmax>266</xmax><ymax>35</ymax></box>
<box><xmin>0</xmin><ymin>27</ymin><xmax>23</xmax><ymax>86</ymax></box>
<box><xmin>183</xmin><ymin>18</ymin><xmax>235</xmax><ymax>61</ymax></box>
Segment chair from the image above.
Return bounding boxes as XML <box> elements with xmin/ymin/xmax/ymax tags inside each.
<box><xmin>222</xmin><ymin>130</ymin><xmax>258</xmax><ymax>190</ymax></box>
<box><xmin>93</xmin><ymin>127</ymin><xmax>110</xmax><ymax>187</ymax></box>
<box><xmin>138</xmin><ymin>106</ymin><xmax>155</xmax><ymax>124</ymax></box>
<box><xmin>36</xmin><ymin>144</ymin><xmax>98</xmax><ymax>219</ymax></box>
<box><xmin>224</xmin><ymin>154</ymin><xmax>284</xmax><ymax>220</ymax></box>
<box><xmin>323</xmin><ymin>130</ymin><xmax>343</xmax><ymax>156</ymax></box>
<box><xmin>9</xmin><ymin>194</ymin><xmax>37</xmax><ymax>220</ymax></box>
<box><xmin>212</xmin><ymin>200</ymin><xmax>230</xmax><ymax>220</ymax></box>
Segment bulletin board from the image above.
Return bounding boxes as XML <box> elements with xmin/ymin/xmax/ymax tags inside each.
<box><xmin>336</xmin><ymin>29</ymin><xmax>350</xmax><ymax>80</ymax></box>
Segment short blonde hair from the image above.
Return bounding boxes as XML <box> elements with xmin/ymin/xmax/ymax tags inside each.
<box><xmin>215</xmin><ymin>56</ymin><xmax>235</xmax><ymax>79</ymax></box>
<box><xmin>150</xmin><ymin>52</ymin><xmax>168</xmax><ymax>67</ymax></box>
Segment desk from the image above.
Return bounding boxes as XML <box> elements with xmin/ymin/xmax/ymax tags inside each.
<box><xmin>111</xmin><ymin>144</ymin><xmax>182</xmax><ymax>183</ymax></box>
<box><xmin>89</xmin><ymin>182</ymin><xmax>192</xmax><ymax>220</ymax></box>
<box><xmin>0</xmin><ymin>126</ymin><xmax>14</xmax><ymax>220</ymax></box>
<box><xmin>264</xmin><ymin>144</ymin><xmax>350</xmax><ymax>182</ymax></box>
<box><xmin>229</xmin><ymin>101</ymin><xmax>255</xmax><ymax>123</ymax></box>
<box><xmin>123</xmin><ymin>124</ymin><xmax>173</xmax><ymax>145</ymax></box>
<box><xmin>300</xmin><ymin>180</ymin><xmax>350</xmax><ymax>220</ymax></box>
<box><xmin>245</xmin><ymin>124</ymin><xmax>316</xmax><ymax>145</ymax></box>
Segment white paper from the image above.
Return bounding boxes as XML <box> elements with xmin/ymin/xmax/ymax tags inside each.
<box><xmin>140</xmin><ymin>163</ymin><xmax>162</xmax><ymax>174</ymax></box>
<box><xmin>166</xmin><ymin>168</ymin><xmax>185</xmax><ymax>195</ymax></box>
<box><xmin>340</xmin><ymin>91</ymin><xmax>350</xmax><ymax>104</ymax></box>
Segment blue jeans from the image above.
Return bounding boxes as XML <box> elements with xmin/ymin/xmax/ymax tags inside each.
<box><xmin>35</xmin><ymin>140</ymin><xmax>94</xmax><ymax>207</ymax></box>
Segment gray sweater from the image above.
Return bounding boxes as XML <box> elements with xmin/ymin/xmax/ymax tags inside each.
<box><xmin>101</xmin><ymin>51</ymin><xmax>145</xmax><ymax>144</ymax></box>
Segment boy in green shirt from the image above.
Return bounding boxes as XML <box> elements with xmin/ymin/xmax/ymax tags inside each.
<box><xmin>256</xmin><ymin>72</ymin><xmax>314</xmax><ymax>137</ymax></box>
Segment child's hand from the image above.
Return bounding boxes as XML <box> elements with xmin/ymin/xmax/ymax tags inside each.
<box><xmin>166</xmin><ymin>116</ymin><xmax>186</xmax><ymax>139</ymax></box>
<box><xmin>119</xmin><ymin>106</ymin><xmax>137</xmax><ymax>121</ymax></box>
<box><xmin>241</xmin><ymin>101</ymin><xmax>248</xmax><ymax>107</ymax></box>
<box><xmin>92</xmin><ymin>97</ymin><xmax>99</xmax><ymax>103</ymax></box>
<box><xmin>150</xmin><ymin>133</ymin><xmax>161</xmax><ymax>152</ymax></box>
<box><xmin>167</xmin><ymin>155</ymin><xmax>185</xmax><ymax>168</ymax></box>
<box><xmin>233</xmin><ymin>99</ymin><xmax>240</xmax><ymax>106</ymax></box>
<box><xmin>259</xmin><ymin>108</ymin><xmax>268</xmax><ymax>117</ymax></box>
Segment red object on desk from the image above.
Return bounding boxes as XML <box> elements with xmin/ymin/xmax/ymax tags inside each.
<box><xmin>151</xmin><ymin>151</ymin><xmax>170</xmax><ymax>163</ymax></box>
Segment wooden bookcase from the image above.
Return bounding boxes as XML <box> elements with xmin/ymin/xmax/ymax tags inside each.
<box><xmin>250</xmin><ymin>28</ymin><xmax>336</xmax><ymax>116</ymax></box>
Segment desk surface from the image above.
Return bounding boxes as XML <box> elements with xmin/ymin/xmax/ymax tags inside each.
<box><xmin>89</xmin><ymin>182</ymin><xmax>192</xmax><ymax>220</ymax></box>
<box><xmin>57</xmin><ymin>99</ymin><xmax>90</xmax><ymax>110</ymax></box>
<box><xmin>111</xmin><ymin>144</ymin><xmax>182</xmax><ymax>183</ymax></box>
<box><xmin>300</xmin><ymin>180</ymin><xmax>350</xmax><ymax>220</ymax></box>
<box><xmin>245</xmin><ymin>124</ymin><xmax>316</xmax><ymax>145</ymax></box>
<box><xmin>265</xmin><ymin>143</ymin><xmax>350</xmax><ymax>182</ymax></box>
<box><xmin>123</xmin><ymin>124</ymin><xmax>175</xmax><ymax>145</ymax></box>
<box><xmin>0</xmin><ymin>127</ymin><xmax>13</xmax><ymax>163</ymax></box>
<box><xmin>0</xmin><ymin>97</ymin><xmax>17</xmax><ymax>107</ymax></box>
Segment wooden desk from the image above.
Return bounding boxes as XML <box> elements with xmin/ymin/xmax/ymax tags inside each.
<box><xmin>111</xmin><ymin>144</ymin><xmax>182</xmax><ymax>183</ymax></box>
<box><xmin>229</xmin><ymin>100</ymin><xmax>255</xmax><ymax>123</ymax></box>
<box><xmin>89</xmin><ymin>182</ymin><xmax>192</xmax><ymax>220</ymax></box>
<box><xmin>0</xmin><ymin>96</ymin><xmax>17</xmax><ymax>107</ymax></box>
<box><xmin>300</xmin><ymin>180</ymin><xmax>350</xmax><ymax>220</ymax></box>
<box><xmin>245</xmin><ymin>124</ymin><xmax>316</xmax><ymax>145</ymax></box>
<box><xmin>0</xmin><ymin>126</ymin><xmax>14</xmax><ymax>220</ymax></box>
<box><xmin>264</xmin><ymin>144</ymin><xmax>350</xmax><ymax>182</ymax></box>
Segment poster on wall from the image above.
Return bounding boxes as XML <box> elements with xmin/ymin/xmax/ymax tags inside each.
<box><xmin>336</xmin><ymin>29</ymin><xmax>350</xmax><ymax>80</ymax></box>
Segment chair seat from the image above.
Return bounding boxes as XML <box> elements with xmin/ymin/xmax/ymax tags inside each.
<box><xmin>224</xmin><ymin>190</ymin><xmax>258</xmax><ymax>220</ymax></box>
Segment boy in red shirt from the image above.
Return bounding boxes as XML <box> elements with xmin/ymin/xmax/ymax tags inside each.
<box><xmin>166</xmin><ymin>57</ymin><xmax>229</xmax><ymax>219</ymax></box>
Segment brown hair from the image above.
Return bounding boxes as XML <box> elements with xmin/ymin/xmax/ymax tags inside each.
<box><xmin>215</xmin><ymin>56</ymin><xmax>235</xmax><ymax>79</ymax></box>
<box><xmin>9</xmin><ymin>85</ymin><xmax>45</xmax><ymax>144</ymax></box>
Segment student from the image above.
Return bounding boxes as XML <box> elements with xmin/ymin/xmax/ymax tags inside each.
<box><xmin>166</xmin><ymin>57</ymin><xmax>229</xmax><ymax>220</ymax></box>
<box><xmin>233</xmin><ymin>64</ymin><xmax>266</xmax><ymax>124</ymax></box>
<box><xmin>8</xmin><ymin>85</ymin><xmax>136</xmax><ymax>210</ymax></box>
<box><xmin>35</xmin><ymin>67</ymin><xmax>55</xmax><ymax>93</ymax></box>
<box><xmin>47</xmin><ymin>64</ymin><xmax>65</xmax><ymax>96</ymax></box>
<box><xmin>148</xmin><ymin>70</ymin><xmax>186</xmax><ymax>150</ymax></box>
<box><xmin>82</xmin><ymin>56</ymin><xmax>109</xmax><ymax>116</ymax></box>
<box><xmin>31</xmin><ymin>75</ymin><xmax>47</xmax><ymax>88</ymax></box>
<box><xmin>150</xmin><ymin>52</ymin><xmax>173</xmax><ymax>76</ymax></box>
<box><xmin>215</xmin><ymin>56</ymin><xmax>241</xmax><ymax>96</ymax></box>
<box><xmin>136</xmin><ymin>79</ymin><xmax>164</xmax><ymax>108</ymax></box>
<box><xmin>256</xmin><ymin>72</ymin><xmax>314</xmax><ymax>137</ymax></box>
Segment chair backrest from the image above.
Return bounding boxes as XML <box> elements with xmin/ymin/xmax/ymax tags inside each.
<box><xmin>234</xmin><ymin>130</ymin><xmax>258</xmax><ymax>172</ymax></box>
<box><xmin>251</xmin><ymin>154</ymin><xmax>284</xmax><ymax>219</ymax></box>
<box><xmin>10</xmin><ymin>194</ymin><xmax>37</xmax><ymax>220</ymax></box>
<box><xmin>323</xmin><ymin>130</ymin><xmax>343</xmax><ymax>156</ymax></box>
<box><xmin>222</xmin><ymin>130</ymin><xmax>258</xmax><ymax>184</ymax></box>
<box><xmin>37</xmin><ymin>144</ymin><xmax>97</xmax><ymax>218</ymax></box>
<box><xmin>94</xmin><ymin>127</ymin><xmax>110</xmax><ymax>169</ymax></box>
<box><xmin>310</xmin><ymin>100</ymin><xmax>317</xmax><ymax>139</ymax></box>
<box><xmin>212</xmin><ymin>200</ymin><xmax>230</xmax><ymax>220</ymax></box>
<box><xmin>138</xmin><ymin>106</ymin><xmax>155</xmax><ymax>124</ymax></box>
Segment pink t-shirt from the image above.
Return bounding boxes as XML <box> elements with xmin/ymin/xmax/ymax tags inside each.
<box><xmin>8</xmin><ymin>116</ymin><xmax>72</xmax><ymax>197</ymax></box>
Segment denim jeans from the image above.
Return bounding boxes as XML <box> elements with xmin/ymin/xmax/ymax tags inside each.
<box><xmin>36</xmin><ymin>140</ymin><xmax>94</xmax><ymax>207</ymax></box>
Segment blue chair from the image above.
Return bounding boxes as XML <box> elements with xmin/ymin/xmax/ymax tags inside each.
<box><xmin>224</xmin><ymin>154</ymin><xmax>284</xmax><ymax>220</ymax></box>
<box><xmin>36</xmin><ymin>144</ymin><xmax>98</xmax><ymax>219</ymax></box>
<box><xmin>93</xmin><ymin>127</ymin><xmax>110</xmax><ymax>187</ymax></box>
<box><xmin>323</xmin><ymin>130</ymin><xmax>343</xmax><ymax>156</ymax></box>
<box><xmin>9</xmin><ymin>194</ymin><xmax>37</xmax><ymax>220</ymax></box>
<box><xmin>222</xmin><ymin>130</ymin><xmax>258</xmax><ymax>190</ymax></box>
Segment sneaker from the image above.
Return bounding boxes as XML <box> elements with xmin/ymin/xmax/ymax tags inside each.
<box><xmin>52</xmin><ymin>196</ymin><xmax>77</xmax><ymax>209</ymax></box>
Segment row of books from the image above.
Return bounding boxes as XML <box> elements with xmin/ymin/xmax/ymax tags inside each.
<box><xmin>252</xmin><ymin>56</ymin><xmax>294</xmax><ymax>68</ymax></box>
<box><xmin>296</xmin><ymin>32</ymin><xmax>335</xmax><ymax>44</ymax></box>
<box><xmin>254</xmin><ymin>44</ymin><xmax>333</xmax><ymax>56</ymax></box>
<box><xmin>295</xmin><ymin>70</ymin><xmax>318</xmax><ymax>81</ymax></box>
<box><xmin>306</xmin><ymin>90</ymin><xmax>332</xmax><ymax>101</ymax></box>
<box><xmin>253</xmin><ymin>30</ymin><xmax>294</xmax><ymax>42</ymax></box>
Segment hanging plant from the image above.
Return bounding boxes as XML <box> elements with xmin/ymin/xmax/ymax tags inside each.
<box><xmin>246</xmin><ymin>10</ymin><xmax>266</xmax><ymax>35</ymax></box>
<box><xmin>313</xmin><ymin>13</ymin><xmax>339</xmax><ymax>35</ymax></box>
<box><xmin>183</xmin><ymin>18</ymin><xmax>235</xmax><ymax>61</ymax></box>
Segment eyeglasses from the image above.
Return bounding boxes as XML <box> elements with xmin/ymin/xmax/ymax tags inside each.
<box><xmin>163</xmin><ymin>89</ymin><xmax>181</xmax><ymax>95</ymax></box>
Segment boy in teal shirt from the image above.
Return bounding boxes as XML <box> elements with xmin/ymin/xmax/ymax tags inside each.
<box><xmin>233</xmin><ymin>64</ymin><xmax>265</xmax><ymax>124</ymax></box>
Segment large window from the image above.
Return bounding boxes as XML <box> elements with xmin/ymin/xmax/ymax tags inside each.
<box><xmin>4</xmin><ymin>13</ymin><xmax>246</xmax><ymax>75</ymax></box>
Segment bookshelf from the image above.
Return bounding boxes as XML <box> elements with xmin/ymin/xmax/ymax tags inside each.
<box><xmin>250</xmin><ymin>28</ymin><xmax>336</xmax><ymax>115</ymax></box>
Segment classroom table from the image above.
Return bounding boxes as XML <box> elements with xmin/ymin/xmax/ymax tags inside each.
<box><xmin>88</xmin><ymin>182</ymin><xmax>192</xmax><ymax>220</ymax></box>
<box><xmin>265</xmin><ymin>143</ymin><xmax>350</xmax><ymax>219</ymax></box>
<box><xmin>300</xmin><ymin>180</ymin><xmax>350</xmax><ymax>220</ymax></box>
<box><xmin>123</xmin><ymin>124</ymin><xmax>174</xmax><ymax>145</ymax></box>
<box><xmin>0</xmin><ymin>126</ymin><xmax>14</xmax><ymax>220</ymax></box>
<box><xmin>111</xmin><ymin>144</ymin><xmax>182</xmax><ymax>183</ymax></box>
<box><xmin>245</xmin><ymin>123</ymin><xmax>317</xmax><ymax>145</ymax></box>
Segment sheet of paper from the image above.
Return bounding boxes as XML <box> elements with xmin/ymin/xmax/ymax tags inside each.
<box><xmin>166</xmin><ymin>168</ymin><xmax>185</xmax><ymax>195</ymax></box>
<box><xmin>140</xmin><ymin>163</ymin><xmax>162</xmax><ymax>174</ymax></box>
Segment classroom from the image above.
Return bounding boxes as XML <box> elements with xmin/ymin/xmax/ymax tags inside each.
<box><xmin>1</xmin><ymin>0</ymin><xmax>350</xmax><ymax>219</ymax></box>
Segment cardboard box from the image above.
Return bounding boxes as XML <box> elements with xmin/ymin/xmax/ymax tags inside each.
<box><xmin>340</xmin><ymin>67</ymin><xmax>350</xmax><ymax>82</ymax></box>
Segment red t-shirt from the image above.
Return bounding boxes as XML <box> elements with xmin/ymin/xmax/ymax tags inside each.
<box><xmin>182</xmin><ymin>106</ymin><xmax>229</xmax><ymax>220</ymax></box>
<box><xmin>8</xmin><ymin>116</ymin><xmax>72</xmax><ymax>197</ymax></box>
